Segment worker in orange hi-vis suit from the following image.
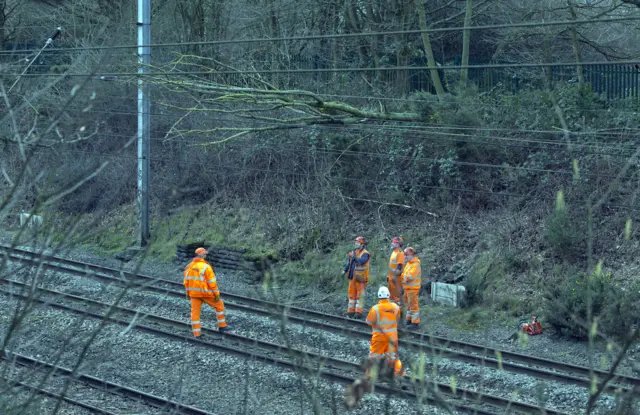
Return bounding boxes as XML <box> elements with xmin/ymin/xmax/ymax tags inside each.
<box><xmin>184</xmin><ymin>247</ymin><xmax>231</xmax><ymax>337</ymax></box>
<box><xmin>342</xmin><ymin>236</ymin><xmax>371</xmax><ymax>319</ymax></box>
<box><xmin>365</xmin><ymin>286</ymin><xmax>404</xmax><ymax>377</ymax></box>
<box><xmin>401</xmin><ymin>247</ymin><xmax>421</xmax><ymax>330</ymax></box>
<box><xmin>387</xmin><ymin>237</ymin><xmax>405</xmax><ymax>307</ymax></box>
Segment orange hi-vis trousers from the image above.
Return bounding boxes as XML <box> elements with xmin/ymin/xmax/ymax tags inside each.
<box><xmin>387</xmin><ymin>276</ymin><xmax>402</xmax><ymax>306</ymax></box>
<box><xmin>347</xmin><ymin>279</ymin><xmax>366</xmax><ymax>313</ymax></box>
<box><xmin>367</xmin><ymin>332</ymin><xmax>404</xmax><ymax>377</ymax></box>
<box><xmin>190</xmin><ymin>297</ymin><xmax>227</xmax><ymax>336</ymax></box>
<box><xmin>403</xmin><ymin>289</ymin><xmax>420</xmax><ymax>324</ymax></box>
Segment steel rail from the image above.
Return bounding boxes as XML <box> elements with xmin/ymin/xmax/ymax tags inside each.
<box><xmin>0</xmin><ymin>280</ymin><xmax>567</xmax><ymax>415</ymax></box>
<box><xmin>4</xmin><ymin>246</ymin><xmax>638</xmax><ymax>392</ymax></box>
<box><xmin>1</xmin><ymin>352</ymin><xmax>213</xmax><ymax>415</ymax></box>
<box><xmin>0</xmin><ymin>375</ymin><xmax>117</xmax><ymax>415</ymax></box>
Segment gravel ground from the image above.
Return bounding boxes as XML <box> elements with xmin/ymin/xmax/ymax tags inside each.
<box><xmin>3</xmin><ymin>264</ymin><xmax>625</xmax><ymax>414</ymax></box>
<box><xmin>1</xmin><ymin>234</ymin><xmax>638</xmax><ymax>413</ymax></box>
<box><xmin>1</xmin><ymin>361</ymin><xmax>165</xmax><ymax>414</ymax></box>
<box><xmin>0</xmin><ymin>293</ymin><xmax>459</xmax><ymax>415</ymax></box>
<box><xmin>0</xmin><ymin>376</ymin><xmax>100</xmax><ymax>415</ymax></box>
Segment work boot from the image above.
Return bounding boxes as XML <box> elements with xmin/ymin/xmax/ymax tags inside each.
<box><xmin>347</xmin><ymin>312</ymin><xmax>355</xmax><ymax>318</ymax></box>
<box><xmin>353</xmin><ymin>313</ymin><xmax>363</xmax><ymax>320</ymax></box>
<box><xmin>406</xmin><ymin>323</ymin><xmax>419</xmax><ymax>330</ymax></box>
<box><xmin>218</xmin><ymin>326</ymin><xmax>232</xmax><ymax>334</ymax></box>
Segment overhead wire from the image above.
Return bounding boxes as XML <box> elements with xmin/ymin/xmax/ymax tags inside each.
<box><xmin>6</xmin><ymin>13</ymin><xmax>639</xmax><ymax>211</ymax></box>
<box><xmin>57</xmin><ymin>110</ymin><xmax>640</xmax><ymax>154</ymax></box>
<box><xmin>19</xmin><ymin>127</ymin><xmax>638</xmax><ymax>180</ymax></box>
<box><xmin>20</xmin><ymin>101</ymin><xmax>640</xmax><ymax>158</ymax></box>
<box><xmin>1</xmin><ymin>15</ymin><xmax>639</xmax><ymax>55</ymax></box>
<box><xmin>38</xmin><ymin>114</ymin><xmax>640</xmax><ymax>161</ymax></box>
<box><xmin>4</xmin><ymin>59</ymin><xmax>640</xmax><ymax>77</ymax></box>
<box><xmin>25</xmin><ymin>145</ymin><xmax>640</xmax><ymax>212</ymax></box>
<box><xmin>62</xmin><ymin>96</ymin><xmax>640</xmax><ymax>117</ymax></box>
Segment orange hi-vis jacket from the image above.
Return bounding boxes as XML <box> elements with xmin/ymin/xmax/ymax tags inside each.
<box><xmin>366</xmin><ymin>299</ymin><xmax>400</xmax><ymax>334</ymax></box>
<box><xmin>402</xmin><ymin>257</ymin><xmax>421</xmax><ymax>291</ymax></box>
<box><xmin>183</xmin><ymin>258</ymin><xmax>220</xmax><ymax>298</ymax></box>
<box><xmin>387</xmin><ymin>248</ymin><xmax>405</xmax><ymax>280</ymax></box>
<box><xmin>353</xmin><ymin>248</ymin><xmax>371</xmax><ymax>283</ymax></box>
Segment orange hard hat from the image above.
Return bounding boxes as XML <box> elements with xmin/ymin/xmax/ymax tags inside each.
<box><xmin>195</xmin><ymin>247</ymin><xmax>208</xmax><ymax>255</ymax></box>
<box><xmin>392</xmin><ymin>236</ymin><xmax>404</xmax><ymax>246</ymax></box>
<box><xmin>354</xmin><ymin>236</ymin><xmax>367</xmax><ymax>244</ymax></box>
<box><xmin>403</xmin><ymin>247</ymin><xmax>416</xmax><ymax>255</ymax></box>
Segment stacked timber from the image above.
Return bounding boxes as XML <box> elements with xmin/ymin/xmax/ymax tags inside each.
<box><xmin>175</xmin><ymin>242</ymin><xmax>263</xmax><ymax>274</ymax></box>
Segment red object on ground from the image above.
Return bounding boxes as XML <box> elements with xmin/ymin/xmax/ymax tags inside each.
<box><xmin>521</xmin><ymin>316</ymin><xmax>543</xmax><ymax>335</ymax></box>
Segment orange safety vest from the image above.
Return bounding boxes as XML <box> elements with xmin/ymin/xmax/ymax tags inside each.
<box><xmin>366</xmin><ymin>299</ymin><xmax>400</xmax><ymax>335</ymax></box>
<box><xmin>183</xmin><ymin>258</ymin><xmax>220</xmax><ymax>298</ymax></box>
<box><xmin>402</xmin><ymin>257</ymin><xmax>421</xmax><ymax>290</ymax></box>
<box><xmin>353</xmin><ymin>248</ymin><xmax>370</xmax><ymax>282</ymax></box>
<box><xmin>387</xmin><ymin>248</ymin><xmax>405</xmax><ymax>280</ymax></box>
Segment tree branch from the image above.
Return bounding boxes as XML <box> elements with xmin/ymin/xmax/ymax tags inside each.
<box><xmin>621</xmin><ymin>0</ymin><xmax>640</xmax><ymax>7</ymax></box>
<box><xmin>153</xmin><ymin>78</ymin><xmax>425</xmax><ymax>123</ymax></box>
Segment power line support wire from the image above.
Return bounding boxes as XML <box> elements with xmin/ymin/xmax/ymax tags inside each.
<box><xmin>8</xmin><ymin>27</ymin><xmax>61</xmax><ymax>93</ymax></box>
<box><xmin>137</xmin><ymin>0</ymin><xmax>151</xmax><ymax>247</ymax></box>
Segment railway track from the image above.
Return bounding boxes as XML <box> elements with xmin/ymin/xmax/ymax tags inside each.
<box><xmin>1</xmin><ymin>374</ymin><xmax>116</xmax><ymax>415</ymax></box>
<box><xmin>2</xmin><ymin>244</ymin><xmax>637</xmax><ymax>396</ymax></box>
<box><xmin>1</xmin><ymin>351</ymin><xmax>215</xmax><ymax>415</ymax></box>
<box><xmin>0</xmin><ymin>277</ymin><xmax>568</xmax><ymax>415</ymax></box>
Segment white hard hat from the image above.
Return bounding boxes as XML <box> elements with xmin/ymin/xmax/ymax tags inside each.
<box><xmin>378</xmin><ymin>286</ymin><xmax>390</xmax><ymax>299</ymax></box>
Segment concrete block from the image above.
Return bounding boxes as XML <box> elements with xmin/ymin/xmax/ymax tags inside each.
<box><xmin>431</xmin><ymin>282</ymin><xmax>467</xmax><ymax>307</ymax></box>
<box><xmin>19</xmin><ymin>213</ymin><xmax>43</xmax><ymax>228</ymax></box>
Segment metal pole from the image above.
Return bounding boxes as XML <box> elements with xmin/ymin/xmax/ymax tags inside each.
<box><xmin>137</xmin><ymin>0</ymin><xmax>151</xmax><ymax>247</ymax></box>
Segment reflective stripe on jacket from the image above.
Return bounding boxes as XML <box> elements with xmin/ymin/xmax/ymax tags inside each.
<box><xmin>402</xmin><ymin>257</ymin><xmax>421</xmax><ymax>289</ymax></box>
<box><xmin>387</xmin><ymin>249</ymin><xmax>405</xmax><ymax>280</ymax></box>
<box><xmin>366</xmin><ymin>299</ymin><xmax>400</xmax><ymax>333</ymax></box>
<box><xmin>353</xmin><ymin>248</ymin><xmax>370</xmax><ymax>282</ymax></box>
<box><xmin>184</xmin><ymin>258</ymin><xmax>219</xmax><ymax>298</ymax></box>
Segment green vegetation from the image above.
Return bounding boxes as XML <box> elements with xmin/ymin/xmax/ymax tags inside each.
<box><xmin>25</xmin><ymin>83</ymin><xmax>640</xmax><ymax>341</ymax></box>
<box><xmin>543</xmin><ymin>265</ymin><xmax>640</xmax><ymax>339</ymax></box>
<box><xmin>443</xmin><ymin>307</ymin><xmax>494</xmax><ymax>331</ymax></box>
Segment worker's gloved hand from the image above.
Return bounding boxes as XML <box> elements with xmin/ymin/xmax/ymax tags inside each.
<box><xmin>213</xmin><ymin>294</ymin><xmax>221</xmax><ymax>302</ymax></box>
<box><xmin>347</xmin><ymin>251</ymin><xmax>354</xmax><ymax>258</ymax></box>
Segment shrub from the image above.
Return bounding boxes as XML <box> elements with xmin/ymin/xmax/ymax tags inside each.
<box><xmin>543</xmin><ymin>265</ymin><xmax>639</xmax><ymax>339</ymax></box>
<box><xmin>544</xmin><ymin>192</ymin><xmax>585</xmax><ymax>262</ymax></box>
<box><xmin>464</xmin><ymin>250</ymin><xmax>503</xmax><ymax>306</ymax></box>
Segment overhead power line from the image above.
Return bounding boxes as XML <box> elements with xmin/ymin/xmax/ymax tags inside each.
<box><xmin>4</xmin><ymin>59</ymin><xmax>640</xmax><ymax>77</ymax></box>
<box><xmin>47</xmin><ymin>109</ymin><xmax>640</xmax><ymax>159</ymax></box>
<box><xmin>20</xmin><ymin>127</ymin><xmax>637</xmax><ymax>179</ymax></box>
<box><xmin>28</xmin><ymin>145</ymin><xmax>640</xmax><ymax>212</ymax></box>
<box><xmin>23</xmin><ymin>101</ymin><xmax>640</xmax><ymax>159</ymax></box>
<box><xmin>65</xmin><ymin>97</ymin><xmax>640</xmax><ymax>117</ymax></box>
<box><xmin>1</xmin><ymin>16</ymin><xmax>639</xmax><ymax>55</ymax></box>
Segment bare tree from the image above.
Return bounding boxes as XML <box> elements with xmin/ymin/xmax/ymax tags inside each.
<box><xmin>414</xmin><ymin>0</ymin><xmax>446</xmax><ymax>97</ymax></box>
<box><xmin>459</xmin><ymin>0</ymin><xmax>473</xmax><ymax>85</ymax></box>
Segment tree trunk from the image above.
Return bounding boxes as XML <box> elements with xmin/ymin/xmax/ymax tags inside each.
<box><xmin>567</xmin><ymin>1</ymin><xmax>585</xmax><ymax>87</ymax></box>
<box><xmin>176</xmin><ymin>0</ymin><xmax>205</xmax><ymax>54</ymax></box>
<box><xmin>345</xmin><ymin>0</ymin><xmax>370</xmax><ymax>68</ymax></box>
<box><xmin>394</xmin><ymin>0</ymin><xmax>412</xmax><ymax>94</ymax></box>
<box><xmin>365</xmin><ymin>1</ymin><xmax>382</xmax><ymax>81</ymax></box>
<box><xmin>460</xmin><ymin>0</ymin><xmax>473</xmax><ymax>85</ymax></box>
<box><xmin>208</xmin><ymin>0</ymin><xmax>227</xmax><ymax>41</ymax></box>
<box><xmin>0</xmin><ymin>0</ymin><xmax>5</xmax><ymax>50</ymax></box>
<box><xmin>414</xmin><ymin>0</ymin><xmax>445</xmax><ymax>97</ymax></box>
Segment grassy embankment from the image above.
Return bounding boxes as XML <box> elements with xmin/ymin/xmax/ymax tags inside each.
<box><xmin>37</xmin><ymin>202</ymin><xmax>535</xmax><ymax>333</ymax></box>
